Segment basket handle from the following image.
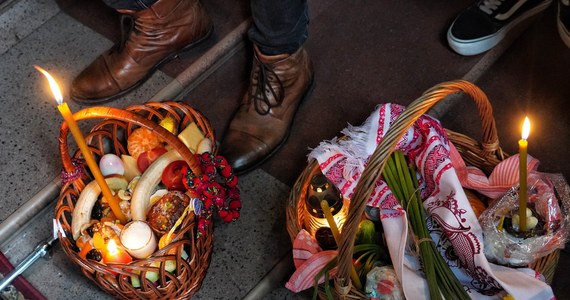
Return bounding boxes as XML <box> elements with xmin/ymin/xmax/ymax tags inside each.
<box><xmin>58</xmin><ymin>106</ymin><xmax>201</xmax><ymax>177</ymax></box>
<box><xmin>334</xmin><ymin>80</ymin><xmax>498</xmax><ymax>290</ymax></box>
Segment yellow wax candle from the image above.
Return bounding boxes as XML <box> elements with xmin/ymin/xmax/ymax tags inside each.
<box><xmin>320</xmin><ymin>200</ymin><xmax>362</xmax><ymax>290</ymax></box>
<box><xmin>35</xmin><ymin>66</ymin><xmax>127</xmax><ymax>224</ymax></box>
<box><xmin>518</xmin><ymin>116</ymin><xmax>530</xmax><ymax>232</ymax></box>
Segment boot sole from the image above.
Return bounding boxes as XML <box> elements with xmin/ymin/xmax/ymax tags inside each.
<box><xmin>233</xmin><ymin>75</ymin><xmax>316</xmax><ymax>176</ymax></box>
<box><xmin>71</xmin><ymin>25</ymin><xmax>214</xmax><ymax>105</ymax></box>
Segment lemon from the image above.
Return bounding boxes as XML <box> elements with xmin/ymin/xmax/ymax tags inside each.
<box><xmin>159</xmin><ymin>117</ymin><xmax>176</xmax><ymax>133</ymax></box>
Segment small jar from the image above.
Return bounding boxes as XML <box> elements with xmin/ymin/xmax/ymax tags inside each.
<box><xmin>303</xmin><ymin>173</ymin><xmax>348</xmax><ymax>249</ymax></box>
<box><xmin>120</xmin><ymin>221</ymin><xmax>157</xmax><ymax>259</ymax></box>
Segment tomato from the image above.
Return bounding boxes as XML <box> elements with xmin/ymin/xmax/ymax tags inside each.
<box><xmin>161</xmin><ymin>160</ymin><xmax>189</xmax><ymax>191</ymax></box>
<box><xmin>137</xmin><ymin>147</ymin><xmax>168</xmax><ymax>173</ymax></box>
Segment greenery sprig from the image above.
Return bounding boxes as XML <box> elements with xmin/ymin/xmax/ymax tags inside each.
<box><xmin>382</xmin><ymin>150</ymin><xmax>469</xmax><ymax>300</ymax></box>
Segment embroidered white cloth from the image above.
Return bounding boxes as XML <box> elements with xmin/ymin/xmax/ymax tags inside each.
<box><xmin>304</xmin><ymin>103</ymin><xmax>555</xmax><ymax>300</ymax></box>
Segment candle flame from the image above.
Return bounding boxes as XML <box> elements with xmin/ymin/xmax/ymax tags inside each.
<box><xmin>34</xmin><ymin>65</ymin><xmax>63</xmax><ymax>105</ymax></box>
<box><xmin>107</xmin><ymin>239</ymin><xmax>118</xmax><ymax>255</ymax></box>
<box><xmin>521</xmin><ymin>116</ymin><xmax>530</xmax><ymax>140</ymax></box>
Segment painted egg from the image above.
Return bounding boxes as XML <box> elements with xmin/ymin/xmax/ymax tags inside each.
<box><xmin>99</xmin><ymin>154</ymin><xmax>125</xmax><ymax>176</ymax></box>
<box><xmin>365</xmin><ymin>206</ymin><xmax>380</xmax><ymax>221</ymax></box>
<box><xmin>192</xmin><ymin>198</ymin><xmax>203</xmax><ymax>216</ymax></box>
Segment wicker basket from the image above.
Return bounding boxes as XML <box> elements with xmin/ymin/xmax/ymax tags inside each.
<box><xmin>286</xmin><ymin>80</ymin><xmax>560</xmax><ymax>298</ymax></box>
<box><xmin>55</xmin><ymin>102</ymin><xmax>215</xmax><ymax>299</ymax></box>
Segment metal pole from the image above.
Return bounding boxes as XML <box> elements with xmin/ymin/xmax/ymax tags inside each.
<box><xmin>0</xmin><ymin>176</ymin><xmax>60</xmax><ymax>247</ymax></box>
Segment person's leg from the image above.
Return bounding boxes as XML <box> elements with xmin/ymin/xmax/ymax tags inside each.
<box><xmin>220</xmin><ymin>0</ymin><xmax>314</xmax><ymax>174</ymax></box>
<box><xmin>248</xmin><ymin>0</ymin><xmax>309</xmax><ymax>55</ymax></box>
<box><xmin>70</xmin><ymin>0</ymin><xmax>212</xmax><ymax>104</ymax></box>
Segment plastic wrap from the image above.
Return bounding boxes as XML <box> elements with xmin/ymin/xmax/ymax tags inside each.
<box><xmin>480</xmin><ymin>173</ymin><xmax>570</xmax><ymax>266</ymax></box>
<box><xmin>365</xmin><ymin>265</ymin><xmax>404</xmax><ymax>299</ymax></box>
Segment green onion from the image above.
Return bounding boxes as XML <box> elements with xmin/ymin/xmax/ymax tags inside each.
<box><xmin>382</xmin><ymin>150</ymin><xmax>469</xmax><ymax>300</ymax></box>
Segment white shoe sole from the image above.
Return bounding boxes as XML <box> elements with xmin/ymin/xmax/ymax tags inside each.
<box><xmin>557</xmin><ymin>2</ymin><xmax>570</xmax><ymax>48</ymax></box>
<box><xmin>447</xmin><ymin>0</ymin><xmax>552</xmax><ymax>56</ymax></box>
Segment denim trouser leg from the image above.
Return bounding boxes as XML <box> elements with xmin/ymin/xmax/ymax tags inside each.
<box><xmin>102</xmin><ymin>0</ymin><xmax>158</xmax><ymax>11</ymax></box>
<box><xmin>248</xmin><ymin>0</ymin><xmax>309</xmax><ymax>55</ymax></box>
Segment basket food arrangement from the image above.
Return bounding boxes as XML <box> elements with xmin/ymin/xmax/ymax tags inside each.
<box><xmin>286</xmin><ymin>80</ymin><xmax>570</xmax><ymax>299</ymax></box>
<box><xmin>54</xmin><ymin>101</ymin><xmax>237</xmax><ymax>299</ymax></box>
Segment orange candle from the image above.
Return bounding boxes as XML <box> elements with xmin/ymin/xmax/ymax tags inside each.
<box><xmin>518</xmin><ymin>116</ymin><xmax>530</xmax><ymax>232</ymax></box>
<box><xmin>35</xmin><ymin>66</ymin><xmax>127</xmax><ymax>224</ymax></box>
<box><xmin>102</xmin><ymin>239</ymin><xmax>133</xmax><ymax>265</ymax></box>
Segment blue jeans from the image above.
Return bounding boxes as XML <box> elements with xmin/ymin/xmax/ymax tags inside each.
<box><xmin>102</xmin><ymin>0</ymin><xmax>309</xmax><ymax>55</ymax></box>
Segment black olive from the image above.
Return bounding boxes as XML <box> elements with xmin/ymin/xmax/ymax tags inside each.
<box><xmin>86</xmin><ymin>224</ymin><xmax>95</xmax><ymax>237</ymax></box>
<box><xmin>86</xmin><ymin>248</ymin><xmax>102</xmax><ymax>262</ymax></box>
<box><xmin>91</xmin><ymin>201</ymin><xmax>103</xmax><ymax>220</ymax></box>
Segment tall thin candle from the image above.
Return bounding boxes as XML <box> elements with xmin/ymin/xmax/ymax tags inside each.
<box><xmin>320</xmin><ymin>200</ymin><xmax>362</xmax><ymax>290</ymax></box>
<box><xmin>35</xmin><ymin>66</ymin><xmax>127</xmax><ymax>224</ymax></box>
<box><xmin>518</xmin><ymin>116</ymin><xmax>530</xmax><ymax>232</ymax></box>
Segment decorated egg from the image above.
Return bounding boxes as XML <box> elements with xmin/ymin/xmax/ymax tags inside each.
<box><xmin>365</xmin><ymin>206</ymin><xmax>380</xmax><ymax>221</ymax></box>
<box><xmin>99</xmin><ymin>154</ymin><xmax>125</xmax><ymax>176</ymax></box>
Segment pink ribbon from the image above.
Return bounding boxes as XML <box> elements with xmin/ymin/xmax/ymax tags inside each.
<box><xmin>286</xmin><ymin>230</ymin><xmax>338</xmax><ymax>292</ymax></box>
<box><xmin>449</xmin><ymin>144</ymin><xmax>540</xmax><ymax>199</ymax></box>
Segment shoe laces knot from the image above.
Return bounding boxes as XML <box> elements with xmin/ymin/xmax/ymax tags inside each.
<box><xmin>248</xmin><ymin>56</ymin><xmax>284</xmax><ymax>115</ymax></box>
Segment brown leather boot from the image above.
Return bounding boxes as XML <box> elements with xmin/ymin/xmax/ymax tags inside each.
<box><xmin>70</xmin><ymin>0</ymin><xmax>212</xmax><ymax>104</ymax></box>
<box><xmin>220</xmin><ymin>46</ymin><xmax>314</xmax><ymax>174</ymax></box>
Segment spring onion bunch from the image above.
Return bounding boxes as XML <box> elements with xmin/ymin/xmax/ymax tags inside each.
<box><xmin>382</xmin><ymin>150</ymin><xmax>469</xmax><ymax>300</ymax></box>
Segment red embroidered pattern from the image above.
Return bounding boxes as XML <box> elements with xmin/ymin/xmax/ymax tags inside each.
<box><xmin>428</xmin><ymin>191</ymin><xmax>501</xmax><ymax>295</ymax></box>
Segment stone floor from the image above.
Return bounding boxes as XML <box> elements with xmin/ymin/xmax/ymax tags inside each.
<box><xmin>1</xmin><ymin>0</ymin><xmax>569</xmax><ymax>299</ymax></box>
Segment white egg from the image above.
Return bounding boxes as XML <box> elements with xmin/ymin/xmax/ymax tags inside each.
<box><xmin>99</xmin><ymin>154</ymin><xmax>125</xmax><ymax>176</ymax></box>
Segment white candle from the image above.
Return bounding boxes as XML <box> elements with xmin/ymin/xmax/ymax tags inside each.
<box><xmin>120</xmin><ymin>221</ymin><xmax>157</xmax><ymax>259</ymax></box>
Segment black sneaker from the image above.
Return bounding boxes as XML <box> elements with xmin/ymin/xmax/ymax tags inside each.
<box><xmin>447</xmin><ymin>0</ymin><xmax>552</xmax><ymax>56</ymax></box>
<box><xmin>558</xmin><ymin>0</ymin><xmax>570</xmax><ymax>47</ymax></box>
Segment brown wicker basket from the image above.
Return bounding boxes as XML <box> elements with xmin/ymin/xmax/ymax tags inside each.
<box><xmin>286</xmin><ymin>80</ymin><xmax>560</xmax><ymax>298</ymax></box>
<box><xmin>55</xmin><ymin>101</ymin><xmax>215</xmax><ymax>299</ymax></box>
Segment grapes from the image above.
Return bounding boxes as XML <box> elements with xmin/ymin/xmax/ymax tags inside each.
<box><xmin>86</xmin><ymin>249</ymin><xmax>102</xmax><ymax>262</ymax></box>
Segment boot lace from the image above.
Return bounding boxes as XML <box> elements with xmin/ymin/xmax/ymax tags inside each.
<box><xmin>248</xmin><ymin>55</ymin><xmax>284</xmax><ymax>115</ymax></box>
<box><xmin>479</xmin><ymin>0</ymin><xmax>506</xmax><ymax>14</ymax></box>
<box><xmin>479</xmin><ymin>0</ymin><xmax>527</xmax><ymax>20</ymax></box>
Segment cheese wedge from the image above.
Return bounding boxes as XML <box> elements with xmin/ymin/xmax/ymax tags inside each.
<box><xmin>177</xmin><ymin>122</ymin><xmax>204</xmax><ymax>153</ymax></box>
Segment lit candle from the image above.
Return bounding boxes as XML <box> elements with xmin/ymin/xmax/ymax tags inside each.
<box><xmin>120</xmin><ymin>221</ymin><xmax>157</xmax><ymax>259</ymax></box>
<box><xmin>304</xmin><ymin>173</ymin><xmax>347</xmax><ymax>238</ymax></box>
<box><xmin>102</xmin><ymin>239</ymin><xmax>133</xmax><ymax>265</ymax></box>
<box><xmin>320</xmin><ymin>200</ymin><xmax>341</xmax><ymax>242</ymax></box>
<box><xmin>35</xmin><ymin>66</ymin><xmax>127</xmax><ymax>224</ymax></box>
<box><xmin>320</xmin><ymin>200</ymin><xmax>362</xmax><ymax>290</ymax></box>
<box><xmin>518</xmin><ymin>116</ymin><xmax>530</xmax><ymax>232</ymax></box>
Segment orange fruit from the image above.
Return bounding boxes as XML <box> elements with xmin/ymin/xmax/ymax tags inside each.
<box><xmin>466</xmin><ymin>189</ymin><xmax>486</xmax><ymax>218</ymax></box>
<box><xmin>127</xmin><ymin>127</ymin><xmax>163</xmax><ymax>160</ymax></box>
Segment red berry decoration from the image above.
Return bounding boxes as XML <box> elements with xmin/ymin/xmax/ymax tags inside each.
<box><xmin>183</xmin><ymin>152</ymin><xmax>242</xmax><ymax>237</ymax></box>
